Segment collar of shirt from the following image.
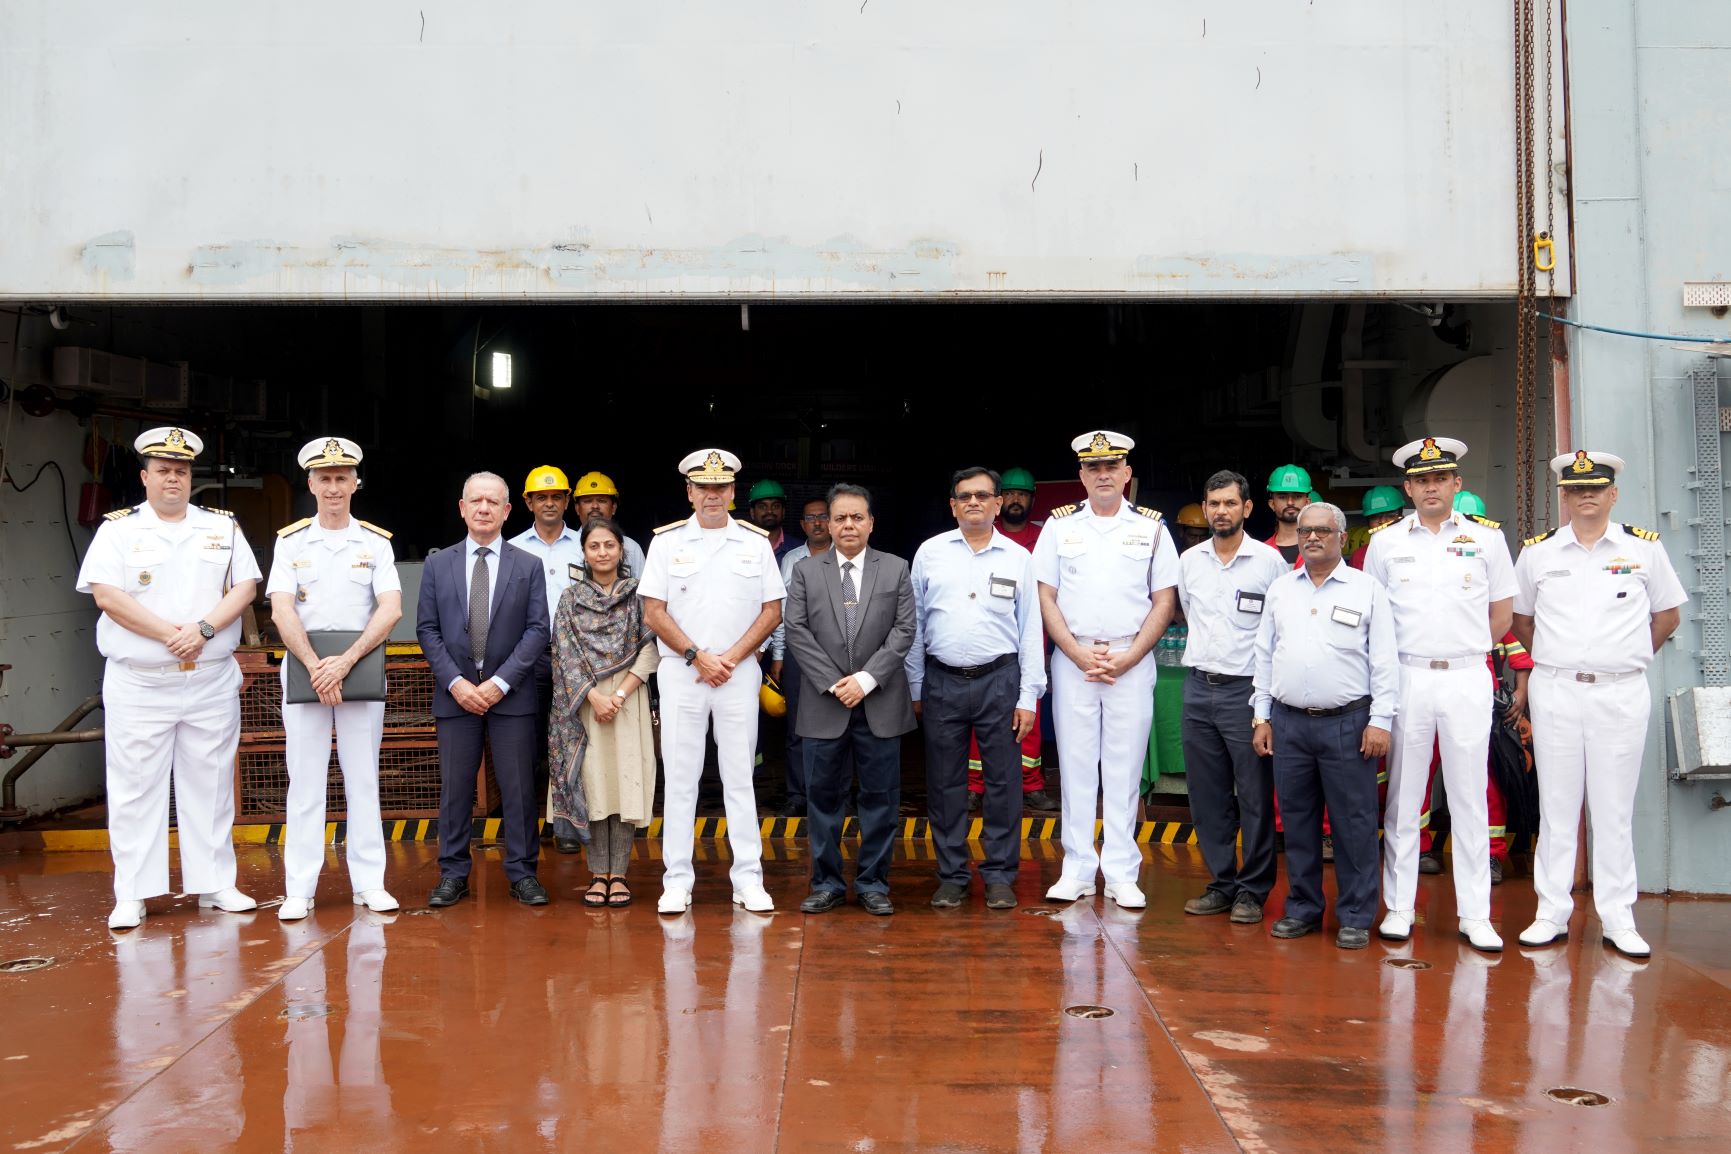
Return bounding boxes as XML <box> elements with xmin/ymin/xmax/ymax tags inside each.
<box><xmin>1554</xmin><ymin>521</ymin><xmax>1628</xmax><ymax>553</ymax></box>
<box><xmin>673</xmin><ymin>515</ymin><xmax>756</xmax><ymax>544</ymax></box>
<box><xmin>307</xmin><ymin>517</ymin><xmax>366</xmax><ymax>547</ymax></box>
<box><xmin>940</xmin><ymin>526</ymin><xmax>1015</xmax><ymax>555</ymax></box>
<box><xmin>511</xmin><ymin>524</ymin><xmax>578</xmax><ymax>550</ymax></box>
<box><xmin>835</xmin><ymin>546</ymin><xmax>870</xmax><ymax>571</ymax></box>
<box><xmin>466</xmin><ymin>536</ymin><xmax>505</xmax><ymax>563</ymax></box>
<box><xmin>1401</xmin><ymin>511</ymin><xmax>1465</xmax><ymax>537</ymax></box>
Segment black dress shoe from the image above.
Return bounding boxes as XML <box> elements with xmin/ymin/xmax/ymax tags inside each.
<box><xmin>779</xmin><ymin>799</ymin><xmax>808</xmax><ymax>818</ymax></box>
<box><xmin>1023</xmin><ymin>790</ymin><xmax>1057</xmax><ymax>812</ymax></box>
<box><xmin>984</xmin><ymin>884</ymin><xmax>1017</xmax><ymax>910</ymax></box>
<box><xmin>1229</xmin><ymin>893</ymin><xmax>1265</xmax><ymax>924</ymax></box>
<box><xmin>511</xmin><ymin>877</ymin><xmax>550</xmax><ymax>906</ymax></box>
<box><xmin>966</xmin><ymin>792</ymin><xmax>982</xmax><ymax>813</ymax></box>
<box><xmin>555</xmin><ymin>838</ymin><xmax>583</xmax><ymax>854</ymax></box>
<box><xmin>930</xmin><ymin>882</ymin><xmax>968</xmax><ymax>908</ymax></box>
<box><xmin>858</xmin><ymin>891</ymin><xmax>894</xmax><ymax>916</ymax></box>
<box><xmin>428</xmin><ymin>877</ymin><xmax>469</xmax><ymax>908</ymax></box>
<box><xmin>800</xmin><ymin>889</ymin><xmax>846</xmax><ymax>913</ymax></box>
<box><xmin>1419</xmin><ymin>852</ymin><xmax>1444</xmax><ymax>875</ymax></box>
<box><xmin>1489</xmin><ymin>856</ymin><xmax>1505</xmax><ymax>885</ymax></box>
<box><xmin>1336</xmin><ymin>926</ymin><xmax>1371</xmax><ymax>950</ymax></box>
<box><xmin>1271</xmin><ymin>916</ymin><xmax>1320</xmax><ymax>939</ymax></box>
<box><xmin>1184</xmin><ymin>890</ymin><xmax>1234</xmax><ymax>916</ymax></box>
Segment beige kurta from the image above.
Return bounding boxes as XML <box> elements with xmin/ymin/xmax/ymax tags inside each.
<box><xmin>579</xmin><ymin>642</ymin><xmax>662</xmax><ymax>826</ymax></box>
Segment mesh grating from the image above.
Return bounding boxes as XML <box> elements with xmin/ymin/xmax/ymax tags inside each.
<box><xmin>238</xmin><ymin>655</ymin><xmax>437</xmax><ymax>741</ymax></box>
<box><xmin>235</xmin><ymin>742</ymin><xmax>500</xmax><ymax>823</ymax></box>
<box><xmin>1691</xmin><ymin>363</ymin><xmax>1727</xmax><ymax>686</ymax></box>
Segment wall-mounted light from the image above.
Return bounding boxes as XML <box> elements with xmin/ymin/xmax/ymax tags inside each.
<box><xmin>492</xmin><ymin>351</ymin><xmax>513</xmax><ymax>390</ymax></box>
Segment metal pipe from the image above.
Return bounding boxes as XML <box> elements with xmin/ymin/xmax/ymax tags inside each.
<box><xmin>0</xmin><ymin>694</ymin><xmax>104</xmax><ymax>822</ymax></box>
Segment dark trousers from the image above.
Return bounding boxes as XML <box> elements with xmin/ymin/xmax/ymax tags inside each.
<box><xmin>1272</xmin><ymin>702</ymin><xmax>1380</xmax><ymax>928</ymax></box>
<box><xmin>437</xmin><ymin>711</ymin><xmax>539</xmax><ymax>884</ymax></box>
<box><xmin>806</xmin><ymin>709</ymin><xmax>901</xmax><ymax>895</ymax></box>
<box><xmin>782</xmin><ymin>646</ymin><xmax>808</xmax><ymax>805</ymax></box>
<box><xmin>923</xmin><ymin>658</ymin><xmax>1020</xmax><ymax>886</ymax></box>
<box><xmin>1182</xmin><ymin>671</ymin><xmax>1277</xmax><ymax>903</ymax></box>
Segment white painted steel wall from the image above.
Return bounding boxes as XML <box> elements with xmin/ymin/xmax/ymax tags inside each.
<box><xmin>0</xmin><ymin>0</ymin><xmax>1566</xmax><ymax>301</ymax></box>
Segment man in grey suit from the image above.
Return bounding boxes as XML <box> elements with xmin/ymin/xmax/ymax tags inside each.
<box><xmin>784</xmin><ymin>483</ymin><xmax>917</xmax><ymax>915</ymax></box>
<box><xmin>416</xmin><ymin>471</ymin><xmax>551</xmax><ymax>908</ymax></box>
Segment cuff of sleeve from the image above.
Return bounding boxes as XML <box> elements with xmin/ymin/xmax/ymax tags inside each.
<box><xmin>1370</xmin><ymin>714</ymin><xmax>1393</xmax><ymax>730</ymax></box>
<box><xmin>854</xmin><ymin>671</ymin><xmax>878</xmax><ymax>696</ymax></box>
<box><xmin>1017</xmin><ymin>694</ymin><xmax>1037</xmax><ymax>712</ymax></box>
<box><xmin>447</xmin><ymin>676</ymin><xmax>463</xmax><ymax>693</ymax></box>
<box><xmin>491</xmin><ymin>676</ymin><xmax>511</xmax><ymax>695</ymax></box>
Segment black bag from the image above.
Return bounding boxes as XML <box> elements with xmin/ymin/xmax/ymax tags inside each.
<box><xmin>284</xmin><ymin>631</ymin><xmax>386</xmax><ymax>704</ymax></box>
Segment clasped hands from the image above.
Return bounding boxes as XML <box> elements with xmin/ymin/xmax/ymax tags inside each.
<box><xmin>1077</xmin><ymin>640</ymin><xmax>1133</xmax><ymax>685</ymax></box>
<box><xmin>452</xmin><ymin>677</ymin><xmax>506</xmax><ymax>716</ymax></box>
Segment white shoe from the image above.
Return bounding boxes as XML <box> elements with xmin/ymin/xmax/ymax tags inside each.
<box><xmin>1518</xmin><ymin>918</ymin><xmax>1569</xmax><ymax>947</ymax></box>
<box><xmin>1378</xmin><ymin>909</ymin><xmax>1414</xmax><ymax>941</ymax></box>
<box><xmin>277</xmin><ymin>897</ymin><xmax>314</xmax><ymax>922</ymax></box>
<box><xmin>197</xmin><ymin>887</ymin><xmax>258</xmax><ymax>913</ymax></box>
<box><xmin>733</xmin><ymin>886</ymin><xmax>774</xmax><ymax>913</ymax></box>
<box><xmin>657</xmin><ymin>887</ymin><xmax>693</xmax><ymax>914</ymax></box>
<box><xmin>108</xmin><ymin>900</ymin><xmax>145</xmax><ymax>930</ymax></box>
<box><xmin>353</xmin><ymin>889</ymin><xmax>399</xmax><ymax>912</ymax></box>
<box><xmin>1044</xmin><ymin>877</ymin><xmax>1097</xmax><ymax>903</ymax></box>
<box><xmin>1458</xmin><ymin>917</ymin><xmax>1504</xmax><ymax>953</ymax></box>
<box><xmin>1105</xmin><ymin>882</ymin><xmax>1146</xmax><ymax>909</ymax></box>
<box><xmin>1601</xmin><ymin>926</ymin><xmax>1651</xmax><ymax>959</ymax></box>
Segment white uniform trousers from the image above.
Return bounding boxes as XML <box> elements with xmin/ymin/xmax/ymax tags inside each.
<box><xmin>101</xmin><ymin>658</ymin><xmax>244</xmax><ymax>901</ymax></box>
<box><xmin>656</xmin><ymin>657</ymin><xmax>765</xmax><ymax>893</ymax></box>
<box><xmin>1051</xmin><ymin>649</ymin><xmax>1155</xmax><ymax>887</ymax></box>
<box><xmin>1528</xmin><ymin>666</ymin><xmax>1649</xmax><ymax>932</ymax></box>
<box><xmin>1382</xmin><ymin>662</ymin><xmax>1493</xmax><ymax>921</ymax></box>
<box><xmin>282</xmin><ymin>694</ymin><xmax>387</xmax><ymax>899</ymax></box>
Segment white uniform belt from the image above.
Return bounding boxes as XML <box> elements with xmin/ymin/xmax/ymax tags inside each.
<box><xmin>1398</xmin><ymin>653</ymin><xmax>1485</xmax><ymax>671</ymax></box>
<box><xmin>1535</xmin><ymin>663</ymin><xmax>1644</xmax><ymax>685</ymax></box>
<box><xmin>116</xmin><ymin>657</ymin><xmax>229</xmax><ymax>674</ymax></box>
<box><xmin>1084</xmin><ymin>635</ymin><xmax>1137</xmax><ymax>648</ymax></box>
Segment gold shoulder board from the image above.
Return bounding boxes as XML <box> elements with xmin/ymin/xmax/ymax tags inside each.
<box><xmin>652</xmin><ymin>518</ymin><xmax>687</xmax><ymax>535</ymax></box>
<box><xmin>200</xmin><ymin>506</ymin><xmax>234</xmax><ymax>518</ymax></box>
<box><xmin>276</xmin><ymin>517</ymin><xmax>313</xmax><ymax>538</ymax></box>
<box><xmin>1134</xmin><ymin>505</ymin><xmax>1164</xmax><ymax>522</ymax></box>
<box><xmin>103</xmin><ymin>505</ymin><xmax>140</xmax><ymax>522</ymax></box>
<box><xmin>1048</xmin><ymin>503</ymin><xmax>1079</xmax><ymax>519</ymax></box>
<box><xmin>738</xmin><ymin>519</ymin><xmax>771</xmax><ymax>537</ymax></box>
<box><xmin>1368</xmin><ymin>520</ymin><xmax>1392</xmax><ymax>535</ymax></box>
<box><xmin>355</xmin><ymin>518</ymin><xmax>393</xmax><ymax>539</ymax></box>
<box><xmin>1623</xmin><ymin>523</ymin><xmax>1660</xmax><ymax>541</ymax></box>
<box><xmin>1522</xmin><ymin>528</ymin><xmax>1558</xmax><ymax>547</ymax></box>
<box><xmin>1467</xmin><ymin>514</ymin><xmax>1502</xmax><ymax>530</ymax></box>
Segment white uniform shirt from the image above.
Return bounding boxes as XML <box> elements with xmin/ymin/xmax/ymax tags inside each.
<box><xmin>1513</xmin><ymin>522</ymin><xmax>1688</xmax><ymax>674</ymax></box>
<box><xmin>1364</xmin><ymin>511</ymin><xmax>1517</xmax><ymax>658</ymax></box>
<box><xmin>76</xmin><ymin>503</ymin><xmax>263</xmax><ymax>665</ymax></box>
<box><xmin>1178</xmin><ymin>535</ymin><xmax>1289</xmax><ymax>677</ymax></box>
<box><xmin>509</xmin><ymin>524</ymin><xmax>584</xmax><ymax>622</ymax></box>
<box><xmin>905</xmin><ymin>529</ymin><xmax>1047</xmax><ymax>711</ymax></box>
<box><xmin>1032</xmin><ymin>502</ymin><xmax>1180</xmax><ymax>641</ymax></box>
<box><xmin>640</xmin><ymin>516</ymin><xmax>785</xmax><ymax>658</ymax></box>
<box><xmin>1252</xmin><ymin>562</ymin><xmax>1399</xmax><ymax>729</ymax></box>
<box><xmin>266</xmin><ymin>517</ymin><xmax>401</xmax><ymax>632</ymax></box>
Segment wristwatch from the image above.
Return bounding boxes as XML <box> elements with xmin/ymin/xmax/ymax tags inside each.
<box><xmin>683</xmin><ymin>646</ymin><xmax>698</xmax><ymax>666</ymax></box>
<box><xmin>196</xmin><ymin>620</ymin><xmax>216</xmax><ymax>640</ymax></box>
<box><xmin>614</xmin><ymin>688</ymin><xmax>629</xmax><ymax>700</ymax></box>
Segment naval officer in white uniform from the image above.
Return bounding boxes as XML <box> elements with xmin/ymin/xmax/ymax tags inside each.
<box><xmin>1034</xmin><ymin>430</ymin><xmax>1180</xmax><ymax>909</ymax></box>
<box><xmin>267</xmin><ymin>436</ymin><xmax>403</xmax><ymax>921</ymax></box>
<box><xmin>76</xmin><ymin>426</ymin><xmax>262</xmax><ymax>930</ymax></box>
<box><xmin>639</xmin><ymin>449</ymin><xmax>785</xmax><ymax>914</ymax></box>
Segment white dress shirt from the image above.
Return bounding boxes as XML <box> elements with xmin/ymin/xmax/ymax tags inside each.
<box><xmin>1513</xmin><ymin>522</ymin><xmax>1688</xmax><ymax>673</ymax></box>
<box><xmin>1178</xmin><ymin>534</ymin><xmax>1289</xmax><ymax>677</ymax></box>
<box><xmin>509</xmin><ymin>523</ymin><xmax>583</xmax><ymax>622</ymax></box>
<box><xmin>640</xmin><ymin>516</ymin><xmax>786</xmax><ymax>657</ymax></box>
<box><xmin>905</xmin><ymin>529</ymin><xmax>1047</xmax><ymax>711</ymax></box>
<box><xmin>459</xmin><ymin>535</ymin><xmax>510</xmax><ymax>695</ymax></box>
<box><xmin>1364</xmin><ymin>511</ymin><xmax>1517</xmax><ymax>658</ymax></box>
<box><xmin>1252</xmin><ymin>562</ymin><xmax>1399</xmax><ymax>729</ymax></box>
<box><xmin>1032</xmin><ymin>501</ymin><xmax>1180</xmax><ymax>640</ymax></box>
<box><xmin>831</xmin><ymin>547</ymin><xmax>879</xmax><ymax>697</ymax></box>
<box><xmin>266</xmin><ymin>517</ymin><xmax>400</xmax><ymax>632</ymax></box>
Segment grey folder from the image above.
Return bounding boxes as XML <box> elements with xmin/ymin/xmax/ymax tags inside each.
<box><xmin>284</xmin><ymin>631</ymin><xmax>386</xmax><ymax>704</ymax></box>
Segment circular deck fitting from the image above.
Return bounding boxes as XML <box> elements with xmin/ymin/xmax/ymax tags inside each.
<box><xmin>1020</xmin><ymin>908</ymin><xmax>1059</xmax><ymax>918</ymax></box>
<box><xmin>278</xmin><ymin>1002</ymin><xmax>336</xmax><ymax>1021</ymax></box>
<box><xmin>0</xmin><ymin>956</ymin><xmax>54</xmax><ymax>974</ymax></box>
<box><xmin>1062</xmin><ymin>1004</ymin><xmax>1115</xmax><ymax>1019</ymax></box>
<box><xmin>1546</xmin><ymin>1087</ymin><xmax>1613</xmax><ymax>1107</ymax></box>
<box><xmin>1382</xmin><ymin>957</ymin><xmax>1432</xmax><ymax>971</ymax></box>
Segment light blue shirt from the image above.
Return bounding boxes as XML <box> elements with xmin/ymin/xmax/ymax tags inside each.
<box><xmin>769</xmin><ymin>542</ymin><xmax>817</xmax><ymax>660</ymax></box>
<box><xmin>458</xmin><ymin>535</ymin><xmax>510</xmax><ymax>696</ymax></box>
<box><xmin>905</xmin><ymin>528</ymin><xmax>1047</xmax><ymax>711</ymax></box>
<box><xmin>1252</xmin><ymin>561</ymin><xmax>1397</xmax><ymax>729</ymax></box>
<box><xmin>509</xmin><ymin>523</ymin><xmax>584</xmax><ymax>621</ymax></box>
<box><xmin>1178</xmin><ymin>535</ymin><xmax>1290</xmax><ymax>677</ymax></box>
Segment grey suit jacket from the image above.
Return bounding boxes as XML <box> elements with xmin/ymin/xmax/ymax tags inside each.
<box><xmin>784</xmin><ymin>549</ymin><xmax>917</xmax><ymax>741</ymax></box>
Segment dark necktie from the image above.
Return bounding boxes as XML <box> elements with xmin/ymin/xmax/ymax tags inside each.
<box><xmin>840</xmin><ymin>560</ymin><xmax>859</xmax><ymax>662</ymax></box>
<box><xmin>469</xmin><ymin>547</ymin><xmax>491</xmax><ymax>666</ymax></box>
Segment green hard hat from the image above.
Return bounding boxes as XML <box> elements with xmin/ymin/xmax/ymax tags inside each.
<box><xmin>1362</xmin><ymin>485</ymin><xmax>1405</xmax><ymax>518</ymax></box>
<box><xmin>1000</xmin><ymin>467</ymin><xmax>1037</xmax><ymax>493</ymax></box>
<box><xmin>1267</xmin><ymin>464</ymin><xmax>1312</xmax><ymax>494</ymax></box>
<box><xmin>1454</xmin><ymin>490</ymin><xmax>1488</xmax><ymax>518</ymax></box>
<box><xmin>1307</xmin><ymin>491</ymin><xmax>1323</xmax><ymax>504</ymax></box>
<box><xmin>747</xmin><ymin>478</ymin><xmax>786</xmax><ymax>504</ymax></box>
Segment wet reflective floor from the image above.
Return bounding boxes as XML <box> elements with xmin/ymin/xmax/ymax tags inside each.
<box><xmin>2</xmin><ymin>841</ymin><xmax>1727</xmax><ymax>1153</ymax></box>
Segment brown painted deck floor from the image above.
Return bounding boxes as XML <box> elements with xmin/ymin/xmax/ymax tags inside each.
<box><xmin>2</xmin><ymin>841</ymin><xmax>1728</xmax><ymax>1153</ymax></box>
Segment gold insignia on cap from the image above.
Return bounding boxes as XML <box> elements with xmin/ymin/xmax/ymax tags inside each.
<box><xmin>1571</xmin><ymin>451</ymin><xmax>1595</xmax><ymax>475</ymax></box>
<box><xmin>166</xmin><ymin>429</ymin><xmax>187</xmax><ymax>450</ymax></box>
<box><xmin>324</xmin><ymin>437</ymin><xmax>342</xmax><ymax>457</ymax></box>
<box><xmin>1089</xmin><ymin>433</ymin><xmax>1110</xmax><ymax>454</ymax></box>
<box><xmin>1419</xmin><ymin>437</ymin><xmax>1442</xmax><ymax>461</ymax></box>
<box><xmin>705</xmin><ymin>451</ymin><xmax>724</xmax><ymax>471</ymax></box>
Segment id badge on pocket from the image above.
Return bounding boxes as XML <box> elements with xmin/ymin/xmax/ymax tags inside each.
<box><xmin>1330</xmin><ymin>605</ymin><xmax>1363</xmax><ymax>627</ymax></box>
<box><xmin>989</xmin><ymin>575</ymin><xmax>1017</xmax><ymax>600</ymax></box>
<box><xmin>1235</xmin><ymin>590</ymin><xmax>1265</xmax><ymax>615</ymax></box>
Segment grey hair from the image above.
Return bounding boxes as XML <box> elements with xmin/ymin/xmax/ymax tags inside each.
<box><xmin>827</xmin><ymin>482</ymin><xmax>873</xmax><ymax>515</ymax></box>
<box><xmin>462</xmin><ymin>471</ymin><xmax>510</xmax><ymax>501</ymax></box>
<box><xmin>1300</xmin><ymin>501</ymin><xmax>1349</xmax><ymax>535</ymax></box>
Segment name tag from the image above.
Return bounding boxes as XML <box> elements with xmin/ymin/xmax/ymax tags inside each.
<box><xmin>1544</xmin><ymin>569</ymin><xmax>1572</xmax><ymax>579</ymax></box>
<box><xmin>989</xmin><ymin>575</ymin><xmax>1017</xmax><ymax>600</ymax></box>
<box><xmin>1122</xmin><ymin>533</ymin><xmax>1150</xmax><ymax>547</ymax></box>
<box><xmin>290</xmin><ymin>559</ymin><xmax>312</xmax><ymax>570</ymax></box>
<box><xmin>671</xmin><ymin>553</ymin><xmax>695</xmax><ymax>566</ymax></box>
<box><xmin>1235</xmin><ymin>590</ymin><xmax>1265</xmax><ymax>614</ymax></box>
<box><xmin>1389</xmin><ymin>555</ymin><xmax>1417</xmax><ymax>565</ymax></box>
<box><xmin>1330</xmin><ymin>605</ymin><xmax>1362</xmax><ymax>627</ymax></box>
<box><xmin>569</xmin><ymin>563</ymin><xmax>583</xmax><ymax>581</ymax></box>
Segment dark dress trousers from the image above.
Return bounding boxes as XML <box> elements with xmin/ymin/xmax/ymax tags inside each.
<box><xmin>784</xmin><ymin>549</ymin><xmax>917</xmax><ymax>896</ymax></box>
<box><xmin>416</xmin><ymin>538</ymin><xmax>550</xmax><ymax>884</ymax></box>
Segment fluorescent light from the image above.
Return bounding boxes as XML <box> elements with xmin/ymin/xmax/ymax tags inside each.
<box><xmin>492</xmin><ymin>351</ymin><xmax>513</xmax><ymax>390</ymax></box>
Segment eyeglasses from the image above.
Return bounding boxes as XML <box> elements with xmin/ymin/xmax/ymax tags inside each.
<box><xmin>1296</xmin><ymin>526</ymin><xmax>1337</xmax><ymax>538</ymax></box>
<box><xmin>953</xmin><ymin>490</ymin><xmax>998</xmax><ymax>504</ymax></box>
<box><xmin>800</xmin><ymin>514</ymin><xmax>830</xmax><ymax>523</ymax></box>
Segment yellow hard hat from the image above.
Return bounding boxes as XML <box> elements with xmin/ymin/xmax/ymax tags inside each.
<box><xmin>759</xmin><ymin>676</ymin><xmax>788</xmax><ymax>718</ymax></box>
<box><xmin>574</xmin><ymin>471</ymin><xmax>619</xmax><ymax>498</ymax></box>
<box><xmin>523</xmin><ymin>465</ymin><xmax>571</xmax><ymax>497</ymax></box>
<box><xmin>1177</xmin><ymin>503</ymin><xmax>1208</xmax><ymax>529</ymax></box>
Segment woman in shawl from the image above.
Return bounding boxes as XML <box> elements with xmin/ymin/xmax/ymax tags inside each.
<box><xmin>549</xmin><ymin>517</ymin><xmax>660</xmax><ymax>907</ymax></box>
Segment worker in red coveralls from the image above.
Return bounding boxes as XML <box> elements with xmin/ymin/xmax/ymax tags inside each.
<box><xmin>967</xmin><ymin>467</ymin><xmax>1055</xmax><ymax>813</ymax></box>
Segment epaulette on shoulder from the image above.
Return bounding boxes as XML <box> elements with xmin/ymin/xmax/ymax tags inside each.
<box><xmin>103</xmin><ymin>504</ymin><xmax>140</xmax><ymax>522</ymax></box>
<box><xmin>1623</xmin><ymin>522</ymin><xmax>1660</xmax><ymax>542</ymax></box>
<box><xmin>652</xmin><ymin>518</ymin><xmax>687</xmax><ymax>535</ymax></box>
<box><xmin>1368</xmin><ymin>520</ymin><xmax>1392</xmax><ymax>535</ymax></box>
<box><xmin>355</xmin><ymin>517</ymin><xmax>393</xmax><ymax>539</ymax></box>
<box><xmin>1466</xmin><ymin>513</ymin><xmax>1502</xmax><ymax>530</ymax></box>
<box><xmin>1134</xmin><ymin>505</ymin><xmax>1163</xmax><ymax>522</ymax></box>
<box><xmin>1048</xmin><ymin>503</ymin><xmax>1079</xmax><ymax>519</ymax></box>
<box><xmin>1523</xmin><ymin>528</ymin><xmax>1559</xmax><ymax>547</ymax></box>
<box><xmin>276</xmin><ymin>517</ymin><xmax>313</xmax><ymax>538</ymax></box>
<box><xmin>738</xmin><ymin>519</ymin><xmax>770</xmax><ymax>537</ymax></box>
<box><xmin>200</xmin><ymin>505</ymin><xmax>234</xmax><ymax>518</ymax></box>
